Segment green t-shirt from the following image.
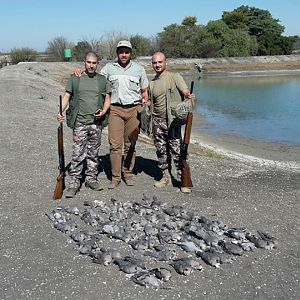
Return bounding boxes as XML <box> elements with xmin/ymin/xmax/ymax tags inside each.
<box><xmin>152</xmin><ymin>72</ymin><xmax>188</xmax><ymax>118</ymax></box>
<box><xmin>77</xmin><ymin>74</ymin><xmax>100</xmax><ymax>124</ymax></box>
<box><xmin>66</xmin><ymin>73</ymin><xmax>110</xmax><ymax>125</ymax></box>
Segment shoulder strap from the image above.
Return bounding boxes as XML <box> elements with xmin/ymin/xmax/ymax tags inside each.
<box><xmin>167</xmin><ymin>72</ymin><xmax>184</xmax><ymax>101</ymax></box>
<box><xmin>71</xmin><ymin>75</ymin><xmax>80</xmax><ymax>96</ymax></box>
<box><xmin>149</xmin><ymin>80</ymin><xmax>154</xmax><ymax>114</ymax></box>
<box><xmin>96</xmin><ymin>73</ymin><xmax>105</xmax><ymax>107</ymax></box>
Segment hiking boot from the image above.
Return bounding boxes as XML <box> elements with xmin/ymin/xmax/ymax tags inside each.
<box><xmin>108</xmin><ymin>180</ymin><xmax>121</xmax><ymax>189</ymax></box>
<box><xmin>181</xmin><ymin>187</ymin><xmax>191</xmax><ymax>194</ymax></box>
<box><xmin>154</xmin><ymin>170</ymin><xmax>170</xmax><ymax>188</ymax></box>
<box><xmin>85</xmin><ymin>180</ymin><xmax>103</xmax><ymax>191</ymax></box>
<box><xmin>124</xmin><ymin>177</ymin><xmax>135</xmax><ymax>186</ymax></box>
<box><xmin>65</xmin><ymin>187</ymin><xmax>78</xmax><ymax>198</ymax></box>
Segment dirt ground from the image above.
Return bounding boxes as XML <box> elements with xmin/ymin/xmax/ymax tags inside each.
<box><xmin>0</xmin><ymin>62</ymin><xmax>299</xmax><ymax>300</ymax></box>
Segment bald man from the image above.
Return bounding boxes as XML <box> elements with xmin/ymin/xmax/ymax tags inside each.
<box><xmin>149</xmin><ymin>52</ymin><xmax>195</xmax><ymax>193</ymax></box>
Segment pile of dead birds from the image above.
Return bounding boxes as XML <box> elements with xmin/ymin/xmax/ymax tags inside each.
<box><xmin>46</xmin><ymin>194</ymin><xmax>277</xmax><ymax>289</ymax></box>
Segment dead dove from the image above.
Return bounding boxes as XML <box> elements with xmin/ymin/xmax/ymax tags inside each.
<box><xmin>219</xmin><ymin>240</ymin><xmax>244</xmax><ymax>256</ymax></box>
<box><xmin>131</xmin><ymin>270</ymin><xmax>162</xmax><ymax>288</ymax></box>
<box><xmin>90</xmin><ymin>247</ymin><xmax>121</xmax><ymax>265</ymax></box>
<box><xmin>170</xmin><ymin>258</ymin><xmax>203</xmax><ymax>276</ymax></box>
<box><xmin>177</xmin><ymin>241</ymin><xmax>202</xmax><ymax>253</ymax></box>
<box><xmin>114</xmin><ymin>256</ymin><xmax>146</xmax><ymax>274</ymax></box>
<box><xmin>246</xmin><ymin>232</ymin><xmax>270</xmax><ymax>249</ymax></box>
<box><xmin>91</xmin><ymin>251</ymin><xmax>114</xmax><ymax>266</ymax></box>
<box><xmin>196</xmin><ymin>250</ymin><xmax>221</xmax><ymax>268</ymax></box>
<box><xmin>45</xmin><ymin>210</ymin><xmax>62</xmax><ymax>222</ymax></box>
<box><xmin>257</xmin><ymin>231</ymin><xmax>277</xmax><ymax>249</ymax></box>
<box><xmin>151</xmin><ymin>267</ymin><xmax>172</xmax><ymax>282</ymax></box>
<box><xmin>225</xmin><ymin>228</ymin><xmax>250</xmax><ymax>240</ymax></box>
<box><xmin>129</xmin><ymin>235</ymin><xmax>150</xmax><ymax>251</ymax></box>
<box><xmin>144</xmin><ymin>245</ymin><xmax>177</xmax><ymax>261</ymax></box>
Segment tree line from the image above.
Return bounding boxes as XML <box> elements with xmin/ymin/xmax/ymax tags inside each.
<box><xmin>6</xmin><ymin>6</ymin><xmax>300</xmax><ymax>63</ymax></box>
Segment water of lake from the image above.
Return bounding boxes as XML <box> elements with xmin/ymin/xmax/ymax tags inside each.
<box><xmin>188</xmin><ymin>74</ymin><xmax>300</xmax><ymax>147</ymax></box>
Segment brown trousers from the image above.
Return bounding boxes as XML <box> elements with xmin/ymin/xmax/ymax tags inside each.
<box><xmin>108</xmin><ymin>105</ymin><xmax>140</xmax><ymax>182</ymax></box>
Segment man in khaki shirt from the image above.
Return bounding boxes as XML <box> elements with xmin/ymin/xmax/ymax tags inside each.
<box><xmin>149</xmin><ymin>52</ymin><xmax>195</xmax><ymax>193</ymax></box>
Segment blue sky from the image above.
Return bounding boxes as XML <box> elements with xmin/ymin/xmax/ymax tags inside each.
<box><xmin>0</xmin><ymin>0</ymin><xmax>298</xmax><ymax>52</ymax></box>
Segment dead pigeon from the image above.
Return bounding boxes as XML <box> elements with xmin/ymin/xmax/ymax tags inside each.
<box><xmin>225</xmin><ymin>228</ymin><xmax>250</xmax><ymax>240</ymax></box>
<box><xmin>197</xmin><ymin>250</ymin><xmax>221</xmax><ymax>268</ymax></box>
<box><xmin>219</xmin><ymin>240</ymin><xmax>244</xmax><ymax>256</ymax></box>
<box><xmin>131</xmin><ymin>270</ymin><xmax>162</xmax><ymax>288</ymax></box>
<box><xmin>170</xmin><ymin>258</ymin><xmax>202</xmax><ymax>276</ymax></box>
<box><xmin>144</xmin><ymin>245</ymin><xmax>177</xmax><ymax>261</ymax></box>
<box><xmin>176</xmin><ymin>239</ymin><xmax>203</xmax><ymax>253</ymax></box>
<box><xmin>257</xmin><ymin>231</ymin><xmax>278</xmax><ymax>249</ymax></box>
<box><xmin>114</xmin><ymin>256</ymin><xmax>146</xmax><ymax>274</ymax></box>
<box><xmin>246</xmin><ymin>232</ymin><xmax>269</xmax><ymax>249</ymax></box>
<box><xmin>151</xmin><ymin>267</ymin><xmax>172</xmax><ymax>282</ymax></box>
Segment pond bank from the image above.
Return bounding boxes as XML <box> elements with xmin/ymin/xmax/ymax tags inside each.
<box><xmin>137</xmin><ymin>54</ymin><xmax>300</xmax><ymax>75</ymax></box>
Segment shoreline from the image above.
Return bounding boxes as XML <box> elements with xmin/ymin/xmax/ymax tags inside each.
<box><xmin>139</xmin><ymin>129</ymin><xmax>300</xmax><ymax>172</ymax></box>
<box><xmin>189</xmin><ymin>113</ymin><xmax>300</xmax><ymax>170</ymax></box>
<box><xmin>191</xmin><ymin>131</ymin><xmax>300</xmax><ymax>171</ymax></box>
<box><xmin>139</xmin><ymin>106</ymin><xmax>300</xmax><ymax>172</ymax></box>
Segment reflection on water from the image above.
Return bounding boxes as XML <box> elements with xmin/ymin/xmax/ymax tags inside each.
<box><xmin>186</xmin><ymin>75</ymin><xmax>300</xmax><ymax>146</ymax></box>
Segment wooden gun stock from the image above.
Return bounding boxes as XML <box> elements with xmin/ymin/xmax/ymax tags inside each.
<box><xmin>181</xmin><ymin>81</ymin><xmax>194</xmax><ymax>188</ymax></box>
<box><xmin>124</xmin><ymin>127</ymin><xmax>139</xmax><ymax>169</ymax></box>
<box><xmin>181</xmin><ymin>112</ymin><xmax>193</xmax><ymax>188</ymax></box>
<box><xmin>53</xmin><ymin>95</ymin><xmax>65</xmax><ymax>200</ymax></box>
<box><xmin>53</xmin><ymin>172</ymin><xmax>65</xmax><ymax>200</ymax></box>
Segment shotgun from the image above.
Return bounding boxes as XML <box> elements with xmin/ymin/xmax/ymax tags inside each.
<box><xmin>181</xmin><ymin>81</ymin><xmax>194</xmax><ymax>189</ymax></box>
<box><xmin>53</xmin><ymin>95</ymin><xmax>65</xmax><ymax>200</ymax></box>
<box><xmin>123</xmin><ymin>127</ymin><xmax>139</xmax><ymax>169</ymax></box>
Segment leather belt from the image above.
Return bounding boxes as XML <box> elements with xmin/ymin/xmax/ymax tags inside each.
<box><xmin>112</xmin><ymin>103</ymin><xmax>136</xmax><ymax>109</ymax></box>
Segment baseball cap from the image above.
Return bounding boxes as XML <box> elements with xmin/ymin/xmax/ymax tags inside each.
<box><xmin>116</xmin><ymin>40</ymin><xmax>132</xmax><ymax>49</ymax></box>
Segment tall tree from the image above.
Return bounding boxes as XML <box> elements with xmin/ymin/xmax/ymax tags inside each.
<box><xmin>206</xmin><ymin>20</ymin><xmax>250</xmax><ymax>57</ymax></box>
<box><xmin>73</xmin><ymin>41</ymin><xmax>92</xmax><ymax>61</ymax></box>
<box><xmin>222</xmin><ymin>6</ymin><xmax>289</xmax><ymax>55</ymax></box>
<box><xmin>130</xmin><ymin>35</ymin><xmax>151</xmax><ymax>57</ymax></box>
<box><xmin>158</xmin><ymin>16</ymin><xmax>217</xmax><ymax>58</ymax></box>
<box><xmin>258</xmin><ymin>33</ymin><xmax>293</xmax><ymax>55</ymax></box>
<box><xmin>222</xmin><ymin>5</ymin><xmax>285</xmax><ymax>37</ymax></box>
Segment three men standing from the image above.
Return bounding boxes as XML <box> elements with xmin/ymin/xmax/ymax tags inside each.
<box><xmin>57</xmin><ymin>45</ymin><xmax>194</xmax><ymax>197</ymax></box>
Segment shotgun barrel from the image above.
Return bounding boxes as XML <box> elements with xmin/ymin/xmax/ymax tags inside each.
<box><xmin>181</xmin><ymin>81</ymin><xmax>194</xmax><ymax>189</ymax></box>
<box><xmin>53</xmin><ymin>95</ymin><xmax>65</xmax><ymax>200</ymax></box>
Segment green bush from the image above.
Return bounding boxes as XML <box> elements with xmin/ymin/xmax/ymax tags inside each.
<box><xmin>10</xmin><ymin>47</ymin><xmax>38</xmax><ymax>64</ymax></box>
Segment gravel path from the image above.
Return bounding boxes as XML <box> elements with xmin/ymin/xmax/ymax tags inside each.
<box><xmin>0</xmin><ymin>63</ymin><xmax>299</xmax><ymax>300</ymax></box>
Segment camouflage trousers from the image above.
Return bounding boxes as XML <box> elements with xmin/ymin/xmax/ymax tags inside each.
<box><xmin>152</xmin><ymin>116</ymin><xmax>182</xmax><ymax>173</ymax></box>
<box><xmin>68</xmin><ymin>121</ymin><xmax>102</xmax><ymax>188</ymax></box>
